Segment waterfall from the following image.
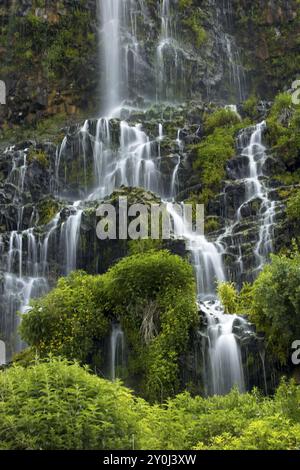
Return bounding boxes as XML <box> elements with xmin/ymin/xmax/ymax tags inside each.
<box><xmin>99</xmin><ymin>0</ymin><xmax>121</xmax><ymax>113</ymax></box>
<box><xmin>201</xmin><ymin>301</ymin><xmax>245</xmax><ymax>395</ymax></box>
<box><xmin>156</xmin><ymin>0</ymin><xmax>186</xmax><ymax>101</ymax></box>
<box><xmin>60</xmin><ymin>202</ymin><xmax>83</xmax><ymax>275</ymax></box>
<box><xmin>99</xmin><ymin>0</ymin><xmax>148</xmax><ymax>114</ymax></box>
<box><xmin>110</xmin><ymin>324</ymin><xmax>126</xmax><ymax>381</ymax></box>
<box><xmin>166</xmin><ymin>195</ymin><xmax>246</xmax><ymax>396</ymax></box>
<box><xmin>221</xmin><ymin>121</ymin><xmax>277</xmax><ymax>281</ymax></box>
<box><xmin>214</xmin><ymin>0</ymin><xmax>247</xmax><ymax>102</ymax></box>
<box><xmin>1</xmin><ymin>228</ymin><xmax>50</xmax><ymax>355</ymax></box>
<box><xmin>225</xmin><ymin>34</ymin><xmax>246</xmax><ymax>102</ymax></box>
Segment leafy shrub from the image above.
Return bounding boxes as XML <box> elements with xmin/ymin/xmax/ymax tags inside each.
<box><xmin>266</xmin><ymin>92</ymin><xmax>300</xmax><ymax>169</ymax></box>
<box><xmin>20</xmin><ymin>271</ymin><xmax>110</xmax><ymax>367</ymax></box>
<box><xmin>1</xmin><ymin>359</ymin><xmax>300</xmax><ymax>450</ymax></box>
<box><xmin>204</xmin><ymin>109</ymin><xmax>240</xmax><ymax>135</ymax></box>
<box><xmin>287</xmin><ymin>190</ymin><xmax>300</xmax><ymax>221</ymax></box>
<box><xmin>104</xmin><ymin>250</ymin><xmax>198</xmax><ymax>401</ymax></box>
<box><xmin>0</xmin><ymin>358</ymin><xmax>140</xmax><ymax>450</ymax></box>
<box><xmin>250</xmin><ymin>250</ymin><xmax>300</xmax><ymax>364</ymax></box>
<box><xmin>217</xmin><ymin>282</ymin><xmax>239</xmax><ymax>314</ymax></box>
<box><xmin>21</xmin><ymin>251</ymin><xmax>197</xmax><ymax>402</ymax></box>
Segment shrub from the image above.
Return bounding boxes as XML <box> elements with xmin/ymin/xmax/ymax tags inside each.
<box><xmin>0</xmin><ymin>358</ymin><xmax>140</xmax><ymax>450</ymax></box>
<box><xmin>217</xmin><ymin>282</ymin><xmax>239</xmax><ymax>314</ymax></box>
<box><xmin>204</xmin><ymin>109</ymin><xmax>240</xmax><ymax>135</ymax></box>
<box><xmin>20</xmin><ymin>271</ymin><xmax>110</xmax><ymax>367</ymax></box>
<box><xmin>21</xmin><ymin>252</ymin><xmax>198</xmax><ymax>402</ymax></box>
<box><xmin>250</xmin><ymin>250</ymin><xmax>300</xmax><ymax>364</ymax></box>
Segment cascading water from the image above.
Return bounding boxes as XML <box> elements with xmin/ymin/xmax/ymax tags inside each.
<box><xmin>166</xmin><ymin>200</ymin><xmax>246</xmax><ymax>395</ymax></box>
<box><xmin>110</xmin><ymin>323</ymin><xmax>126</xmax><ymax>381</ymax></box>
<box><xmin>99</xmin><ymin>0</ymin><xmax>121</xmax><ymax>113</ymax></box>
<box><xmin>60</xmin><ymin>202</ymin><xmax>83</xmax><ymax>275</ymax></box>
<box><xmin>156</xmin><ymin>0</ymin><xmax>187</xmax><ymax>101</ymax></box>
<box><xmin>221</xmin><ymin>121</ymin><xmax>278</xmax><ymax>282</ymax></box>
<box><xmin>214</xmin><ymin>0</ymin><xmax>247</xmax><ymax>102</ymax></box>
<box><xmin>98</xmin><ymin>0</ymin><xmax>149</xmax><ymax>114</ymax></box>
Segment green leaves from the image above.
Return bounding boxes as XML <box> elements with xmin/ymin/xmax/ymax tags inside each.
<box><xmin>0</xmin><ymin>358</ymin><xmax>139</xmax><ymax>450</ymax></box>
<box><xmin>20</xmin><ymin>251</ymin><xmax>198</xmax><ymax>402</ymax></box>
<box><xmin>250</xmin><ymin>251</ymin><xmax>300</xmax><ymax>364</ymax></box>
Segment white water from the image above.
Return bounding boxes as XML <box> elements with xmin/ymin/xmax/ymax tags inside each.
<box><xmin>201</xmin><ymin>301</ymin><xmax>245</xmax><ymax>395</ymax></box>
<box><xmin>225</xmin><ymin>34</ymin><xmax>246</xmax><ymax>102</ymax></box>
<box><xmin>156</xmin><ymin>0</ymin><xmax>186</xmax><ymax>101</ymax></box>
<box><xmin>99</xmin><ymin>0</ymin><xmax>122</xmax><ymax>113</ymax></box>
<box><xmin>166</xmin><ymin>198</ymin><xmax>246</xmax><ymax>395</ymax></box>
<box><xmin>222</xmin><ymin>121</ymin><xmax>277</xmax><ymax>275</ymax></box>
<box><xmin>0</xmin><ymin>1</ymin><xmax>268</xmax><ymax>396</ymax></box>
<box><xmin>110</xmin><ymin>323</ymin><xmax>126</xmax><ymax>381</ymax></box>
<box><xmin>60</xmin><ymin>202</ymin><xmax>83</xmax><ymax>275</ymax></box>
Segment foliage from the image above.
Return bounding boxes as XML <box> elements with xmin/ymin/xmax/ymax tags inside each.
<box><xmin>103</xmin><ymin>250</ymin><xmax>198</xmax><ymax>401</ymax></box>
<box><xmin>217</xmin><ymin>282</ymin><xmax>239</xmax><ymax>314</ymax></box>
<box><xmin>203</xmin><ymin>109</ymin><xmax>241</xmax><ymax>135</ymax></box>
<box><xmin>21</xmin><ymin>252</ymin><xmax>198</xmax><ymax>402</ymax></box>
<box><xmin>249</xmin><ymin>249</ymin><xmax>300</xmax><ymax>364</ymax></box>
<box><xmin>128</xmin><ymin>239</ymin><xmax>162</xmax><ymax>255</ymax></box>
<box><xmin>190</xmin><ymin>109</ymin><xmax>251</xmax><ymax>207</ymax></box>
<box><xmin>1</xmin><ymin>358</ymin><xmax>300</xmax><ymax>450</ymax></box>
<box><xmin>0</xmin><ymin>358</ymin><xmax>140</xmax><ymax>450</ymax></box>
<box><xmin>20</xmin><ymin>271</ymin><xmax>110</xmax><ymax>368</ymax></box>
<box><xmin>242</xmin><ymin>96</ymin><xmax>260</xmax><ymax>121</ymax></box>
<box><xmin>287</xmin><ymin>189</ymin><xmax>300</xmax><ymax>221</ymax></box>
<box><xmin>193</xmin><ymin>128</ymin><xmax>235</xmax><ymax>191</ymax></box>
<box><xmin>217</xmin><ymin>281</ymin><xmax>253</xmax><ymax>316</ymax></box>
<box><xmin>36</xmin><ymin>198</ymin><xmax>61</xmax><ymax>226</ymax></box>
<box><xmin>266</xmin><ymin>92</ymin><xmax>300</xmax><ymax>170</ymax></box>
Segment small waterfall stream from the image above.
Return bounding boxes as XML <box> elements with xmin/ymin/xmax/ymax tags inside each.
<box><xmin>110</xmin><ymin>324</ymin><xmax>126</xmax><ymax>381</ymax></box>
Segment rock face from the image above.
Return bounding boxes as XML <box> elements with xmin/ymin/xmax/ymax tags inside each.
<box><xmin>231</xmin><ymin>0</ymin><xmax>300</xmax><ymax>97</ymax></box>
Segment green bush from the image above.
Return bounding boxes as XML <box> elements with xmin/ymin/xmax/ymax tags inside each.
<box><xmin>0</xmin><ymin>358</ymin><xmax>140</xmax><ymax>450</ymax></box>
<box><xmin>266</xmin><ymin>92</ymin><xmax>300</xmax><ymax>169</ymax></box>
<box><xmin>20</xmin><ymin>271</ymin><xmax>110</xmax><ymax>367</ymax></box>
<box><xmin>204</xmin><ymin>109</ymin><xmax>241</xmax><ymax>135</ymax></box>
<box><xmin>21</xmin><ymin>251</ymin><xmax>198</xmax><ymax>402</ymax></box>
<box><xmin>287</xmin><ymin>190</ymin><xmax>300</xmax><ymax>221</ymax></box>
<box><xmin>1</xmin><ymin>359</ymin><xmax>300</xmax><ymax>450</ymax></box>
<box><xmin>217</xmin><ymin>282</ymin><xmax>239</xmax><ymax>314</ymax></box>
<box><xmin>250</xmin><ymin>250</ymin><xmax>300</xmax><ymax>364</ymax></box>
<box><xmin>104</xmin><ymin>250</ymin><xmax>198</xmax><ymax>401</ymax></box>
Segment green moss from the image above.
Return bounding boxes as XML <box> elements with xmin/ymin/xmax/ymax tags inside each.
<box><xmin>193</xmin><ymin>128</ymin><xmax>235</xmax><ymax>190</ymax></box>
<box><xmin>37</xmin><ymin>198</ymin><xmax>61</xmax><ymax>226</ymax></box>
<box><xmin>286</xmin><ymin>190</ymin><xmax>300</xmax><ymax>221</ymax></box>
<box><xmin>203</xmin><ymin>109</ymin><xmax>241</xmax><ymax>135</ymax></box>
<box><xmin>28</xmin><ymin>149</ymin><xmax>49</xmax><ymax>168</ymax></box>
<box><xmin>266</xmin><ymin>92</ymin><xmax>300</xmax><ymax>169</ymax></box>
<box><xmin>242</xmin><ymin>96</ymin><xmax>260</xmax><ymax>120</ymax></box>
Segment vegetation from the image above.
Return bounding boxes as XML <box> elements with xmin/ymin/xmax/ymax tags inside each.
<box><xmin>191</xmin><ymin>108</ymin><xmax>250</xmax><ymax>206</ymax></box>
<box><xmin>250</xmin><ymin>249</ymin><xmax>300</xmax><ymax>365</ymax></box>
<box><xmin>1</xmin><ymin>357</ymin><xmax>300</xmax><ymax>450</ymax></box>
<box><xmin>0</xmin><ymin>358</ymin><xmax>139</xmax><ymax>450</ymax></box>
<box><xmin>219</xmin><ymin>248</ymin><xmax>300</xmax><ymax>365</ymax></box>
<box><xmin>20</xmin><ymin>251</ymin><xmax>198</xmax><ymax>402</ymax></box>
<box><xmin>266</xmin><ymin>92</ymin><xmax>300</xmax><ymax>171</ymax></box>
